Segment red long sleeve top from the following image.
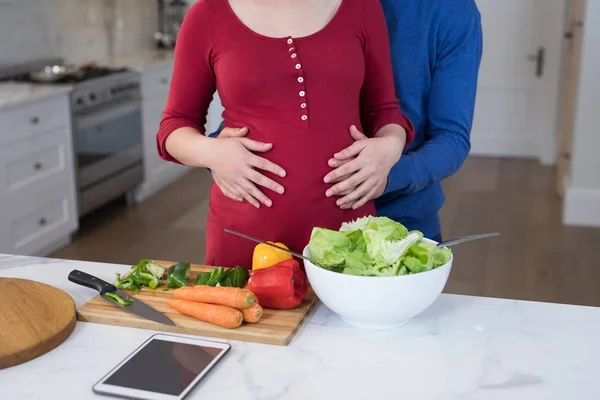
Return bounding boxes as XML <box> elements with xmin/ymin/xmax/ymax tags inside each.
<box><xmin>157</xmin><ymin>0</ymin><xmax>415</xmax><ymax>268</ymax></box>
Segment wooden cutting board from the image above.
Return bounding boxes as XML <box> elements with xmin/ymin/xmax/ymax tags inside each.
<box><xmin>0</xmin><ymin>278</ymin><xmax>76</xmax><ymax>369</ymax></box>
<box><xmin>77</xmin><ymin>262</ymin><xmax>318</xmax><ymax>346</ymax></box>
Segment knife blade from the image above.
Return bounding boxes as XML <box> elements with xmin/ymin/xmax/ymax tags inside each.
<box><xmin>68</xmin><ymin>269</ymin><xmax>176</xmax><ymax>326</ymax></box>
<box><xmin>224</xmin><ymin>228</ymin><xmax>318</xmax><ymax>264</ymax></box>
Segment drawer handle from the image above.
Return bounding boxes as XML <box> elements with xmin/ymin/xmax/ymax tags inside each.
<box><xmin>160</xmin><ymin>77</ymin><xmax>168</xmax><ymax>84</ymax></box>
<box><xmin>33</xmin><ymin>162</ymin><xmax>43</xmax><ymax>171</ymax></box>
<box><xmin>38</xmin><ymin>218</ymin><xmax>47</xmax><ymax>227</ymax></box>
<box><xmin>31</xmin><ymin>117</ymin><xmax>40</xmax><ymax>125</ymax></box>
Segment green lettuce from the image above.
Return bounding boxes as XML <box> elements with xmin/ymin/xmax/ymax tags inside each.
<box><xmin>308</xmin><ymin>216</ymin><xmax>452</xmax><ymax>277</ymax></box>
<box><xmin>309</xmin><ymin>227</ymin><xmax>352</xmax><ymax>269</ymax></box>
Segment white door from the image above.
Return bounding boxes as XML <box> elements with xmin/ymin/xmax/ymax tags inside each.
<box><xmin>470</xmin><ymin>0</ymin><xmax>566</xmax><ymax>164</ymax></box>
<box><xmin>556</xmin><ymin>0</ymin><xmax>586</xmax><ymax>197</ymax></box>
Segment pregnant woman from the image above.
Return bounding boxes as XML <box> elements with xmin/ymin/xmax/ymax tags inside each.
<box><xmin>157</xmin><ymin>0</ymin><xmax>415</xmax><ymax>268</ymax></box>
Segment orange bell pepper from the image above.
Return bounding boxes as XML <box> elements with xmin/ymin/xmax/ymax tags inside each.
<box><xmin>252</xmin><ymin>241</ymin><xmax>293</xmax><ymax>270</ymax></box>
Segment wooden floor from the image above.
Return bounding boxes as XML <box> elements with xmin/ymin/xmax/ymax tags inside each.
<box><xmin>52</xmin><ymin>157</ymin><xmax>600</xmax><ymax>307</ymax></box>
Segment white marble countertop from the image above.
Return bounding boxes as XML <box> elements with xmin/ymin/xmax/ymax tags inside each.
<box><xmin>0</xmin><ymin>49</ymin><xmax>173</xmax><ymax>112</ymax></box>
<box><xmin>0</xmin><ymin>82</ymin><xmax>72</xmax><ymax>112</ymax></box>
<box><xmin>1</xmin><ymin>253</ymin><xmax>599</xmax><ymax>400</ymax></box>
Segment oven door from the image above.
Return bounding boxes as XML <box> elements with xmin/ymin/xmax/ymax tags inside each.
<box><xmin>73</xmin><ymin>97</ymin><xmax>143</xmax><ymax>191</ymax></box>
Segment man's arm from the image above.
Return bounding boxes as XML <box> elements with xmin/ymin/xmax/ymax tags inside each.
<box><xmin>383</xmin><ymin>3</ymin><xmax>482</xmax><ymax>195</ymax></box>
<box><xmin>208</xmin><ymin>120</ymin><xmax>225</xmax><ymax>138</ymax></box>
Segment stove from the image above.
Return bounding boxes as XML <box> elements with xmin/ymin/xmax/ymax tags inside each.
<box><xmin>1</xmin><ymin>59</ymin><xmax>144</xmax><ymax>217</ymax></box>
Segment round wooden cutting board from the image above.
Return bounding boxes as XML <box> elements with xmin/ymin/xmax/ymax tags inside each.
<box><xmin>0</xmin><ymin>278</ymin><xmax>76</xmax><ymax>369</ymax></box>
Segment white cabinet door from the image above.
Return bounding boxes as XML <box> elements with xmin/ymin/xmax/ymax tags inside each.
<box><xmin>142</xmin><ymin>95</ymin><xmax>168</xmax><ymax>180</ymax></box>
<box><xmin>136</xmin><ymin>62</ymin><xmax>225</xmax><ymax>202</ymax></box>
<box><xmin>471</xmin><ymin>0</ymin><xmax>565</xmax><ymax>164</ymax></box>
<box><xmin>136</xmin><ymin>93</ymin><xmax>190</xmax><ymax>202</ymax></box>
<box><xmin>0</xmin><ymin>95</ymin><xmax>78</xmax><ymax>256</ymax></box>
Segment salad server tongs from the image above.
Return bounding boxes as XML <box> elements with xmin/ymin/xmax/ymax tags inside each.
<box><xmin>436</xmin><ymin>232</ymin><xmax>500</xmax><ymax>248</ymax></box>
<box><xmin>224</xmin><ymin>229</ymin><xmax>317</xmax><ymax>264</ymax></box>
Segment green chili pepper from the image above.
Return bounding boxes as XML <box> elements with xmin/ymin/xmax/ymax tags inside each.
<box><xmin>105</xmin><ymin>292</ymin><xmax>133</xmax><ymax>306</ymax></box>
<box><xmin>167</xmin><ymin>262</ymin><xmax>191</xmax><ymax>288</ymax></box>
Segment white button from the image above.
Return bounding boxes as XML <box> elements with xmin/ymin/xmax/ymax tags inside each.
<box><xmin>300</xmin><ymin>103</ymin><xmax>307</xmax><ymax>108</ymax></box>
<box><xmin>289</xmin><ymin>47</ymin><xmax>295</xmax><ymax>52</ymax></box>
<box><xmin>291</xmin><ymin>53</ymin><xmax>297</xmax><ymax>59</ymax></box>
<box><xmin>298</xmin><ymin>77</ymin><xmax>304</xmax><ymax>83</ymax></box>
<box><xmin>301</xmin><ymin>115</ymin><xmax>308</xmax><ymax>121</ymax></box>
<box><xmin>287</xmin><ymin>38</ymin><xmax>293</xmax><ymax>44</ymax></box>
<box><xmin>295</xmin><ymin>64</ymin><xmax>301</xmax><ymax>70</ymax></box>
<box><xmin>299</xmin><ymin>91</ymin><xmax>305</xmax><ymax>97</ymax></box>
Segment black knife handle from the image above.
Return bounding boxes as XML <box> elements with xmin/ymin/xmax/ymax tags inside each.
<box><xmin>68</xmin><ymin>269</ymin><xmax>117</xmax><ymax>294</ymax></box>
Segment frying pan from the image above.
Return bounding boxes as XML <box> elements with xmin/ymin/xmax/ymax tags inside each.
<box><xmin>28</xmin><ymin>62</ymin><xmax>97</xmax><ymax>83</ymax></box>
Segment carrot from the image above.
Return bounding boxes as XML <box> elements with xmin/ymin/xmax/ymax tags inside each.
<box><xmin>166</xmin><ymin>298</ymin><xmax>243</xmax><ymax>329</ymax></box>
<box><xmin>242</xmin><ymin>303</ymin><xmax>263</xmax><ymax>323</ymax></box>
<box><xmin>173</xmin><ymin>286</ymin><xmax>257</xmax><ymax>309</ymax></box>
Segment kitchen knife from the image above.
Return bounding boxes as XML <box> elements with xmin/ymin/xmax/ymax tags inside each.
<box><xmin>68</xmin><ymin>270</ymin><xmax>176</xmax><ymax>326</ymax></box>
<box><xmin>224</xmin><ymin>228</ymin><xmax>318</xmax><ymax>264</ymax></box>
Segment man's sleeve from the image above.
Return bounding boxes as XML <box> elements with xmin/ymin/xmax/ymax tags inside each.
<box><xmin>383</xmin><ymin>1</ymin><xmax>482</xmax><ymax>195</ymax></box>
<box><xmin>208</xmin><ymin>120</ymin><xmax>225</xmax><ymax>138</ymax></box>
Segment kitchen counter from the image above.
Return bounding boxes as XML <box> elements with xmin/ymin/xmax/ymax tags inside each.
<box><xmin>1</xmin><ymin>253</ymin><xmax>599</xmax><ymax>400</ymax></box>
<box><xmin>0</xmin><ymin>82</ymin><xmax>72</xmax><ymax>112</ymax></box>
<box><xmin>0</xmin><ymin>49</ymin><xmax>174</xmax><ymax>112</ymax></box>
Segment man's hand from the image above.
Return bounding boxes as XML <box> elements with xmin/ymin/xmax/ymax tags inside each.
<box><xmin>212</xmin><ymin>127</ymin><xmax>285</xmax><ymax>207</ymax></box>
<box><xmin>219</xmin><ymin>126</ymin><xmax>249</xmax><ymax>139</ymax></box>
<box><xmin>324</xmin><ymin>125</ymin><xmax>403</xmax><ymax>209</ymax></box>
<box><xmin>326</xmin><ymin>126</ymin><xmax>366</xmax><ymax>201</ymax></box>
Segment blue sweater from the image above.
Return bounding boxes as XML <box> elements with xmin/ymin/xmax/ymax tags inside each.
<box><xmin>376</xmin><ymin>0</ymin><xmax>482</xmax><ymax>238</ymax></box>
<box><xmin>210</xmin><ymin>0</ymin><xmax>482</xmax><ymax>239</ymax></box>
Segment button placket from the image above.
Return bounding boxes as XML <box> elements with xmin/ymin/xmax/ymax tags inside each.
<box><xmin>286</xmin><ymin>36</ymin><xmax>309</xmax><ymax>123</ymax></box>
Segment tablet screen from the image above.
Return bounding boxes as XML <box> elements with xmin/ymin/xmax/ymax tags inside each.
<box><xmin>103</xmin><ymin>338</ymin><xmax>225</xmax><ymax>396</ymax></box>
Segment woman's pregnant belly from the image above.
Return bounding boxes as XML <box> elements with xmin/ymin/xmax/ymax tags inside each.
<box><xmin>206</xmin><ymin>127</ymin><xmax>377</xmax><ymax>267</ymax></box>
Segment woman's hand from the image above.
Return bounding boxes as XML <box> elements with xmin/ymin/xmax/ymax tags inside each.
<box><xmin>324</xmin><ymin>125</ymin><xmax>405</xmax><ymax>209</ymax></box>
<box><xmin>209</xmin><ymin>129</ymin><xmax>286</xmax><ymax>208</ymax></box>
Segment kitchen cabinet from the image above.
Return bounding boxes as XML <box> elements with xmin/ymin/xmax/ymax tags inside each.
<box><xmin>0</xmin><ymin>95</ymin><xmax>78</xmax><ymax>256</ymax></box>
<box><xmin>135</xmin><ymin>60</ymin><xmax>224</xmax><ymax>202</ymax></box>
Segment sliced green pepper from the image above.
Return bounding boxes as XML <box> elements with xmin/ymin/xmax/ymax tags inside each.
<box><xmin>205</xmin><ymin>267</ymin><xmax>225</xmax><ymax>286</ymax></box>
<box><xmin>228</xmin><ymin>266</ymin><xmax>250</xmax><ymax>288</ymax></box>
<box><xmin>195</xmin><ymin>266</ymin><xmax>249</xmax><ymax>288</ymax></box>
<box><xmin>219</xmin><ymin>268</ymin><xmax>233</xmax><ymax>287</ymax></box>
<box><xmin>114</xmin><ymin>260</ymin><xmax>166</xmax><ymax>291</ymax></box>
<box><xmin>196</xmin><ymin>272</ymin><xmax>211</xmax><ymax>285</ymax></box>
<box><xmin>105</xmin><ymin>292</ymin><xmax>133</xmax><ymax>306</ymax></box>
<box><xmin>167</xmin><ymin>262</ymin><xmax>191</xmax><ymax>288</ymax></box>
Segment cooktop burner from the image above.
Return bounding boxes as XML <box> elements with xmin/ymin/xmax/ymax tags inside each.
<box><xmin>5</xmin><ymin>66</ymin><xmax>130</xmax><ymax>84</ymax></box>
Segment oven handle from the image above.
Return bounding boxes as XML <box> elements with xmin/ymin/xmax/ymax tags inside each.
<box><xmin>74</xmin><ymin>97</ymin><xmax>142</xmax><ymax>131</ymax></box>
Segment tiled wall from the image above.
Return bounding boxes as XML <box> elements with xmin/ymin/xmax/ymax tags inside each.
<box><xmin>0</xmin><ymin>0</ymin><xmax>158</xmax><ymax>66</ymax></box>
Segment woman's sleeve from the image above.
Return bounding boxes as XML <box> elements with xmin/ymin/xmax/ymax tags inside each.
<box><xmin>360</xmin><ymin>0</ymin><xmax>414</xmax><ymax>145</ymax></box>
<box><xmin>156</xmin><ymin>1</ymin><xmax>217</xmax><ymax>162</ymax></box>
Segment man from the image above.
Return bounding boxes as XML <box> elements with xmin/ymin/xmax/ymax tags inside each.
<box><xmin>210</xmin><ymin>0</ymin><xmax>482</xmax><ymax>242</ymax></box>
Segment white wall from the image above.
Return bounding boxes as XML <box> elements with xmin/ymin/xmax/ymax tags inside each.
<box><xmin>0</xmin><ymin>0</ymin><xmax>157</xmax><ymax>67</ymax></box>
<box><xmin>563</xmin><ymin>0</ymin><xmax>600</xmax><ymax>227</ymax></box>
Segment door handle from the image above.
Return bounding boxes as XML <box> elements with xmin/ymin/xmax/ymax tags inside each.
<box><xmin>527</xmin><ymin>47</ymin><xmax>545</xmax><ymax>78</ymax></box>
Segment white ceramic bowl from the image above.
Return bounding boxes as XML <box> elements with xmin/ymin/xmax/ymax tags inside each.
<box><xmin>302</xmin><ymin>240</ymin><xmax>452</xmax><ymax>330</ymax></box>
